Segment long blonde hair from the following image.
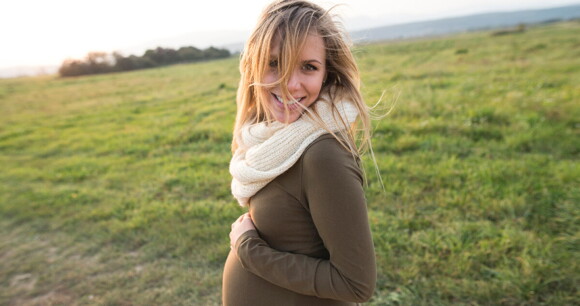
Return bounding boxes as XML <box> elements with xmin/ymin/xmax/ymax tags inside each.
<box><xmin>232</xmin><ymin>0</ymin><xmax>372</xmax><ymax>158</ymax></box>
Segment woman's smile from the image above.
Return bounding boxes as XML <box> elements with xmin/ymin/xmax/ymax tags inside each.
<box><xmin>271</xmin><ymin>92</ymin><xmax>305</xmax><ymax>109</ymax></box>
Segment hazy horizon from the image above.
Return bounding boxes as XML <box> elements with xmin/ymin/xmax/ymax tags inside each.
<box><xmin>1</xmin><ymin>0</ymin><xmax>579</xmax><ymax>75</ymax></box>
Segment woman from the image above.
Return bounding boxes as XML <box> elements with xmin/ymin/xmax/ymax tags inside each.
<box><xmin>223</xmin><ymin>0</ymin><xmax>376</xmax><ymax>305</ymax></box>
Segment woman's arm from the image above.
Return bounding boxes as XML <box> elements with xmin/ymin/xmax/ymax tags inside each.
<box><xmin>233</xmin><ymin>137</ymin><xmax>376</xmax><ymax>302</ymax></box>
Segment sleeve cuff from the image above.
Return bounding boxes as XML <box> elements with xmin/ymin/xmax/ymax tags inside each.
<box><xmin>234</xmin><ymin>229</ymin><xmax>260</xmax><ymax>251</ymax></box>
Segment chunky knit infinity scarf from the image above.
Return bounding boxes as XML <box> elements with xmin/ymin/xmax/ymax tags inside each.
<box><xmin>230</xmin><ymin>99</ymin><xmax>359</xmax><ymax>206</ymax></box>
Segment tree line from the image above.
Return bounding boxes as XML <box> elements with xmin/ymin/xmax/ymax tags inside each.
<box><xmin>58</xmin><ymin>46</ymin><xmax>231</xmax><ymax>77</ymax></box>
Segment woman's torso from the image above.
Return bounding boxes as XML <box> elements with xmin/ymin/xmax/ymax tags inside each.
<box><xmin>222</xmin><ymin>134</ymin><xmax>360</xmax><ymax>306</ymax></box>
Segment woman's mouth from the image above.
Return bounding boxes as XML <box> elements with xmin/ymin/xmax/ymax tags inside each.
<box><xmin>272</xmin><ymin>93</ymin><xmax>305</xmax><ymax>108</ymax></box>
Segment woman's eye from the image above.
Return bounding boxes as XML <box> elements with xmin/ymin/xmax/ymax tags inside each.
<box><xmin>303</xmin><ymin>64</ymin><xmax>318</xmax><ymax>71</ymax></box>
<box><xmin>269</xmin><ymin>60</ymin><xmax>278</xmax><ymax>67</ymax></box>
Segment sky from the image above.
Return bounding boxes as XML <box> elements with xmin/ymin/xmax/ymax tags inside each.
<box><xmin>1</xmin><ymin>0</ymin><xmax>578</xmax><ymax>70</ymax></box>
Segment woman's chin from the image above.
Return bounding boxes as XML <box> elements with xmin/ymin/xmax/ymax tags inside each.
<box><xmin>270</xmin><ymin>103</ymin><xmax>300</xmax><ymax>123</ymax></box>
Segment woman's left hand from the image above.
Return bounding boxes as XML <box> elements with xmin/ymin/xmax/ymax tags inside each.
<box><xmin>229</xmin><ymin>213</ymin><xmax>256</xmax><ymax>251</ymax></box>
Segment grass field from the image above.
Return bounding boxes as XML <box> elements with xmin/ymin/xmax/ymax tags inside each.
<box><xmin>1</xmin><ymin>21</ymin><xmax>578</xmax><ymax>305</ymax></box>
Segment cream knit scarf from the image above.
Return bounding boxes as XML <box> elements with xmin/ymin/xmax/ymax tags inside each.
<box><xmin>230</xmin><ymin>99</ymin><xmax>359</xmax><ymax>206</ymax></box>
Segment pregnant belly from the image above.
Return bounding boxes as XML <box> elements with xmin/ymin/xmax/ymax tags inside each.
<box><xmin>222</xmin><ymin>250</ymin><xmax>356</xmax><ymax>306</ymax></box>
<box><xmin>222</xmin><ymin>250</ymin><xmax>298</xmax><ymax>306</ymax></box>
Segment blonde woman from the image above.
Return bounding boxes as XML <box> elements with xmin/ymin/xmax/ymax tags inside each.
<box><xmin>224</xmin><ymin>0</ymin><xmax>376</xmax><ymax>304</ymax></box>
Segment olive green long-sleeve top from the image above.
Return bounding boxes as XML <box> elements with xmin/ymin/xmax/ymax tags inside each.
<box><xmin>222</xmin><ymin>134</ymin><xmax>376</xmax><ymax>305</ymax></box>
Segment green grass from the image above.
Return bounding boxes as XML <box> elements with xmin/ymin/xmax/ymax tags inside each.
<box><xmin>1</xmin><ymin>21</ymin><xmax>578</xmax><ymax>305</ymax></box>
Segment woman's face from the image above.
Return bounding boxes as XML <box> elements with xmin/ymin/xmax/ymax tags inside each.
<box><xmin>263</xmin><ymin>34</ymin><xmax>326</xmax><ymax>123</ymax></box>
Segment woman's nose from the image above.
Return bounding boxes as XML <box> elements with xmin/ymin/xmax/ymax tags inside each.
<box><xmin>287</xmin><ymin>69</ymin><xmax>301</xmax><ymax>92</ymax></box>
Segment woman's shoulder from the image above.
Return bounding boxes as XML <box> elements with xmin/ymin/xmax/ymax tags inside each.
<box><xmin>304</xmin><ymin>133</ymin><xmax>345</xmax><ymax>156</ymax></box>
<box><xmin>300</xmin><ymin>133</ymin><xmax>364</xmax><ymax>193</ymax></box>
<box><xmin>301</xmin><ymin>134</ymin><xmax>360</xmax><ymax>171</ymax></box>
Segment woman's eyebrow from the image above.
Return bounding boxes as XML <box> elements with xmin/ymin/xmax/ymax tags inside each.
<box><xmin>303</xmin><ymin>59</ymin><xmax>323</xmax><ymax>65</ymax></box>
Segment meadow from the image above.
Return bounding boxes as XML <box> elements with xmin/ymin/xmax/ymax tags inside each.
<box><xmin>1</xmin><ymin>21</ymin><xmax>578</xmax><ymax>305</ymax></box>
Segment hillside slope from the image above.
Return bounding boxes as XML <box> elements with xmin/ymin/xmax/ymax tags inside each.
<box><xmin>351</xmin><ymin>4</ymin><xmax>580</xmax><ymax>42</ymax></box>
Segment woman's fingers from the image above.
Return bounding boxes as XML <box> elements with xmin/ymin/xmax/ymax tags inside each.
<box><xmin>231</xmin><ymin>213</ymin><xmax>246</xmax><ymax>229</ymax></box>
<box><xmin>229</xmin><ymin>213</ymin><xmax>256</xmax><ymax>252</ymax></box>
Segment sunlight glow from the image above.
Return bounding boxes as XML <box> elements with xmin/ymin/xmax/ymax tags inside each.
<box><xmin>1</xmin><ymin>0</ymin><xmax>578</xmax><ymax>69</ymax></box>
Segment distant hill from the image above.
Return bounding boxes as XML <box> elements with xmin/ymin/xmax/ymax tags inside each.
<box><xmin>350</xmin><ymin>4</ymin><xmax>580</xmax><ymax>43</ymax></box>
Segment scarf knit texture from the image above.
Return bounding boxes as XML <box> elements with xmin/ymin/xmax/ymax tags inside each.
<box><xmin>230</xmin><ymin>99</ymin><xmax>359</xmax><ymax>207</ymax></box>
